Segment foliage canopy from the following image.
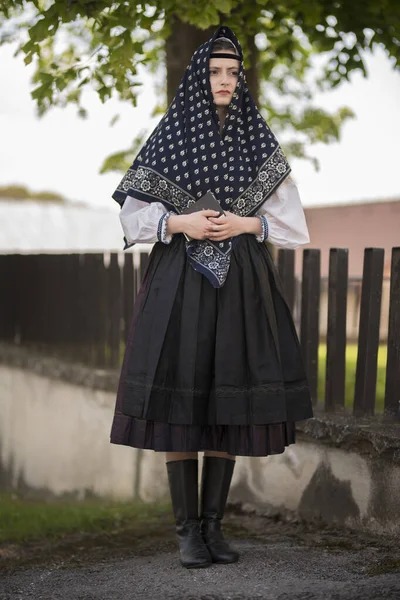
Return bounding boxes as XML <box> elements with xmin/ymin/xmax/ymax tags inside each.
<box><xmin>1</xmin><ymin>1</ymin><xmax>398</xmax><ymax>169</ymax></box>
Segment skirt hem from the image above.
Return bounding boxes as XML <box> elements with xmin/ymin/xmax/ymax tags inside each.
<box><xmin>110</xmin><ymin>414</ymin><xmax>297</xmax><ymax>457</ymax></box>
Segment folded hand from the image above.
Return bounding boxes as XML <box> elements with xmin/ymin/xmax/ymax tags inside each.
<box><xmin>207</xmin><ymin>212</ymin><xmax>246</xmax><ymax>241</ymax></box>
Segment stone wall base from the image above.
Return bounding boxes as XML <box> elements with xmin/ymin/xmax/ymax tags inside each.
<box><xmin>1</xmin><ymin>354</ymin><xmax>399</xmax><ymax>538</ymax></box>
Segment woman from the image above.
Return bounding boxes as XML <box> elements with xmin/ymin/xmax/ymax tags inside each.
<box><xmin>110</xmin><ymin>26</ymin><xmax>313</xmax><ymax>569</ymax></box>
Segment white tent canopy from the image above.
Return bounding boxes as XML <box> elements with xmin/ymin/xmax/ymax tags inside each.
<box><xmin>0</xmin><ymin>199</ymin><xmax>130</xmax><ymax>254</ymax></box>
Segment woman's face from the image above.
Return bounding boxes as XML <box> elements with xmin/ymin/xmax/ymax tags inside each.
<box><xmin>209</xmin><ymin>52</ymin><xmax>239</xmax><ymax>107</ymax></box>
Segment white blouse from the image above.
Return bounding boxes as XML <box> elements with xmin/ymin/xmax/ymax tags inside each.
<box><xmin>119</xmin><ymin>177</ymin><xmax>310</xmax><ymax>248</ymax></box>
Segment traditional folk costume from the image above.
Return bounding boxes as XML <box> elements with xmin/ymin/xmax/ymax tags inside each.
<box><xmin>110</xmin><ymin>26</ymin><xmax>313</xmax><ymax>568</ymax></box>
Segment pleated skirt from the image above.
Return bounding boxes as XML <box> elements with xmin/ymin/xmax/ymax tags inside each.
<box><xmin>110</xmin><ymin>234</ymin><xmax>313</xmax><ymax>456</ymax></box>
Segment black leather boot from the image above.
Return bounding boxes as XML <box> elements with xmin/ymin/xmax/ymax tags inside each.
<box><xmin>200</xmin><ymin>456</ymin><xmax>239</xmax><ymax>564</ymax></box>
<box><xmin>166</xmin><ymin>459</ymin><xmax>212</xmax><ymax>569</ymax></box>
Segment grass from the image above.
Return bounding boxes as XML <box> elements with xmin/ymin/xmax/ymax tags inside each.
<box><xmin>366</xmin><ymin>558</ymin><xmax>400</xmax><ymax>576</ymax></box>
<box><xmin>317</xmin><ymin>344</ymin><xmax>387</xmax><ymax>412</ymax></box>
<box><xmin>0</xmin><ymin>493</ymin><xmax>172</xmax><ymax>544</ymax></box>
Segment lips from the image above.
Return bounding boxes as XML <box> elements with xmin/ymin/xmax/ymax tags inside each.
<box><xmin>217</xmin><ymin>91</ymin><xmax>231</xmax><ymax>95</ymax></box>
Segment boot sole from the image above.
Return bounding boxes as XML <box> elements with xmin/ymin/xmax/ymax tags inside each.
<box><xmin>212</xmin><ymin>557</ymin><xmax>239</xmax><ymax>564</ymax></box>
<box><xmin>182</xmin><ymin>561</ymin><xmax>212</xmax><ymax>569</ymax></box>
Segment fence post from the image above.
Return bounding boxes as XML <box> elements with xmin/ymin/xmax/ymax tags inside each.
<box><xmin>384</xmin><ymin>247</ymin><xmax>400</xmax><ymax>419</ymax></box>
<box><xmin>325</xmin><ymin>249</ymin><xmax>348</xmax><ymax>412</ymax></box>
<box><xmin>107</xmin><ymin>253</ymin><xmax>122</xmax><ymax>369</ymax></box>
<box><xmin>277</xmin><ymin>249</ymin><xmax>295</xmax><ymax>313</ymax></box>
<box><xmin>0</xmin><ymin>256</ymin><xmax>7</xmax><ymax>339</ymax></box>
<box><xmin>65</xmin><ymin>254</ymin><xmax>82</xmax><ymax>360</ymax></box>
<box><xmin>79</xmin><ymin>254</ymin><xmax>106</xmax><ymax>366</ymax></box>
<box><xmin>353</xmin><ymin>248</ymin><xmax>384</xmax><ymax>417</ymax></box>
<box><xmin>60</xmin><ymin>254</ymin><xmax>78</xmax><ymax>355</ymax></box>
<box><xmin>95</xmin><ymin>254</ymin><xmax>108</xmax><ymax>367</ymax></box>
<box><xmin>36</xmin><ymin>254</ymin><xmax>51</xmax><ymax>349</ymax></box>
<box><xmin>0</xmin><ymin>255</ymin><xmax>17</xmax><ymax>342</ymax></box>
<box><xmin>18</xmin><ymin>255</ymin><xmax>32</xmax><ymax>345</ymax></box>
<box><xmin>300</xmin><ymin>249</ymin><xmax>320</xmax><ymax>405</ymax></box>
<box><xmin>76</xmin><ymin>254</ymin><xmax>90</xmax><ymax>363</ymax></box>
<box><xmin>139</xmin><ymin>252</ymin><xmax>150</xmax><ymax>286</ymax></box>
<box><xmin>53</xmin><ymin>255</ymin><xmax>68</xmax><ymax>354</ymax></box>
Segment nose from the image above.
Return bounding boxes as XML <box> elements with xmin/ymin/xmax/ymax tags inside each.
<box><xmin>220</xmin><ymin>71</ymin><xmax>229</xmax><ymax>86</ymax></box>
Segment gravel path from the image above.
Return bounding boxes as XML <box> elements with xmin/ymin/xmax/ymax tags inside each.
<box><xmin>1</xmin><ymin>515</ymin><xmax>399</xmax><ymax>599</ymax></box>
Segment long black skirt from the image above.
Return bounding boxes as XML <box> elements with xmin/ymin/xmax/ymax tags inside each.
<box><xmin>110</xmin><ymin>234</ymin><xmax>313</xmax><ymax>456</ymax></box>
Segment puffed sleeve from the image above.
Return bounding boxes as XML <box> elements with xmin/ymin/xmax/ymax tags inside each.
<box><xmin>256</xmin><ymin>177</ymin><xmax>310</xmax><ymax>248</ymax></box>
<box><xmin>119</xmin><ymin>196</ymin><xmax>173</xmax><ymax>246</ymax></box>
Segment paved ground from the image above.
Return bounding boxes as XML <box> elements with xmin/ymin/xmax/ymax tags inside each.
<box><xmin>1</xmin><ymin>514</ymin><xmax>399</xmax><ymax>599</ymax></box>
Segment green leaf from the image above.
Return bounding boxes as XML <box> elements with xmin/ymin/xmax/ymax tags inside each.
<box><xmin>109</xmin><ymin>113</ymin><xmax>120</xmax><ymax>126</ymax></box>
<box><xmin>78</xmin><ymin>107</ymin><xmax>88</xmax><ymax>118</ymax></box>
<box><xmin>213</xmin><ymin>0</ymin><xmax>233</xmax><ymax>14</ymax></box>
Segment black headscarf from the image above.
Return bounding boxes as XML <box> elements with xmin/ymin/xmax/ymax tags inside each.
<box><xmin>113</xmin><ymin>26</ymin><xmax>291</xmax><ymax>287</ymax></box>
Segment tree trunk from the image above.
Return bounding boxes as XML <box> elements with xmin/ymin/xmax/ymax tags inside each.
<box><xmin>165</xmin><ymin>17</ymin><xmax>260</xmax><ymax>105</ymax></box>
<box><xmin>166</xmin><ymin>17</ymin><xmax>214</xmax><ymax>103</ymax></box>
<box><xmin>245</xmin><ymin>34</ymin><xmax>260</xmax><ymax>104</ymax></box>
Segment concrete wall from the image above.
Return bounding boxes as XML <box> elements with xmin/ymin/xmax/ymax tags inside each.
<box><xmin>0</xmin><ymin>365</ymin><xmax>135</xmax><ymax>499</ymax></box>
<box><xmin>299</xmin><ymin>199</ymin><xmax>400</xmax><ymax>279</ymax></box>
<box><xmin>1</xmin><ymin>364</ymin><xmax>399</xmax><ymax>537</ymax></box>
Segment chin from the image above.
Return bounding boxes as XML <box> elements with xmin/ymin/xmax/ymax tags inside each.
<box><xmin>214</xmin><ymin>96</ymin><xmax>232</xmax><ymax>106</ymax></box>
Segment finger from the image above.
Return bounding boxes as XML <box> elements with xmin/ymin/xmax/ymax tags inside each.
<box><xmin>202</xmin><ymin>209</ymin><xmax>221</xmax><ymax>217</ymax></box>
<box><xmin>208</xmin><ymin>226</ymin><xmax>225</xmax><ymax>235</ymax></box>
<box><xmin>208</xmin><ymin>228</ymin><xmax>228</xmax><ymax>236</ymax></box>
<box><xmin>208</xmin><ymin>219</ymin><xmax>225</xmax><ymax>226</ymax></box>
<box><xmin>208</xmin><ymin>216</ymin><xmax>226</xmax><ymax>224</ymax></box>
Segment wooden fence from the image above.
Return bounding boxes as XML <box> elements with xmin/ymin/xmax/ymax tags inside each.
<box><xmin>0</xmin><ymin>247</ymin><xmax>399</xmax><ymax>419</ymax></box>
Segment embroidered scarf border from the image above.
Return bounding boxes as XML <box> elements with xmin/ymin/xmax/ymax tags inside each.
<box><xmin>115</xmin><ymin>146</ymin><xmax>290</xmax><ymax>220</ymax></box>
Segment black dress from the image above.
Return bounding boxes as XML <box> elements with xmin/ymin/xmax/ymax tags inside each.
<box><xmin>110</xmin><ymin>233</ymin><xmax>313</xmax><ymax>456</ymax></box>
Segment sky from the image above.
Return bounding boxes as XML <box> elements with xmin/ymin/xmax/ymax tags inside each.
<box><xmin>1</xmin><ymin>40</ymin><xmax>400</xmax><ymax>211</ymax></box>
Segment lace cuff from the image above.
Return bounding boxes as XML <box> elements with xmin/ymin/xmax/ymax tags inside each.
<box><xmin>157</xmin><ymin>211</ymin><xmax>173</xmax><ymax>244</ymax></box>
<box><xmin>255</xmin><ymin>214</ymin><xmax>269</xmax><ymax>243</ymax></box>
